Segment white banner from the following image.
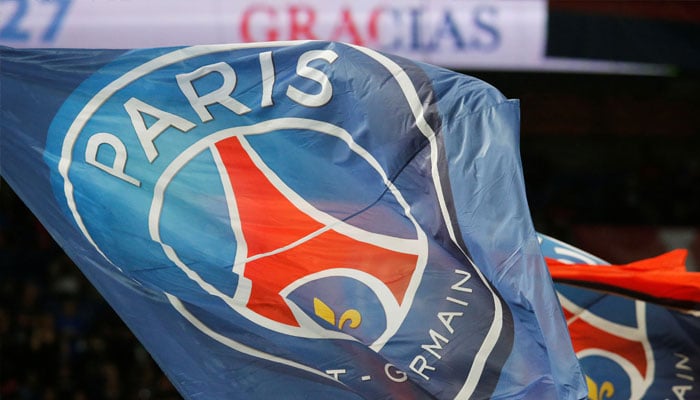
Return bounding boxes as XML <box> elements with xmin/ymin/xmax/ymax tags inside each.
<box><xmin>0</xmin><ymin>0</ymin><xmax>665</xmax><ymax>73</ymax></box>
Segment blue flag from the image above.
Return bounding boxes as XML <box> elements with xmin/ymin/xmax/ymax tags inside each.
<box><xmin>1</xmin><ymin>42</ymin><xmax>586</xmax><ymax>399</ymax></box>
<box><xmin>539</xmin><ymin>234</ymin><xmax>700</xmax><ymax>400</ymax></box>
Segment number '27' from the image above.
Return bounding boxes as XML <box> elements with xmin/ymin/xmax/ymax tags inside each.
<box><xmin>0</xmin><ymin>0</ymin><xmax>72</xmax><ymax>42</ymax></box>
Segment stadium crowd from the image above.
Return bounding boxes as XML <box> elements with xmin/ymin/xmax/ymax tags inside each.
<box><xmin>0</xmin><ymin>185</ymin><xmax>181</xmax><ymax>400</ymax></box>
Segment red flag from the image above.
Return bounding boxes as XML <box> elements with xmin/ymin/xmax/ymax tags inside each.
<box><xmin>547</xmin><ymin>250</ymin><xmax>700</xmax><ymax>311</ymax></box>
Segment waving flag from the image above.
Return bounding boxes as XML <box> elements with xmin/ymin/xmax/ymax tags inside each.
<box><xmin>539</xmin><ymin>234</ymin><xmax>700</xmax><ymax>400</ymax></box>
<box><xmin>547</xmin><ymin>249</ymin><xmax>700</xmax><ymax>311</ymax></box>
<box><xmin>1</xmin><ymin>42</ymin><xmax>586</xmax><ymax>399</ymax></box>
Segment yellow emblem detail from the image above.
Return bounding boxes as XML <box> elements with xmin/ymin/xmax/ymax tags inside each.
<box><xmin>313</xmin><ymin>298</ymin><xmax>362</xmax><ymax>329</ymax></box>
<box><xmin>586</xmin><ymin>376</ymin><xmax>615</xmax><ymax>400</ymax></box>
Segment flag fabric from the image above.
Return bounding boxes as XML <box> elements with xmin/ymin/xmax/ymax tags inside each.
<box><xmin>547</xmin><ymin>249</ymin><xmax>700</xmax><ymax>311</ymax></box>
<box><xmin>539</xmin><ymin>234</ymin><xmax>700</xmax><ymax>400</ymax></box>
<box><xmin>1</xmin><ymin>41</ymin><xmax>586</xmax><ymax>399</ymax></box>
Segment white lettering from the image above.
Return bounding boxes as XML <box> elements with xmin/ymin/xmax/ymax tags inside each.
<box><xmin>385</xmin><ymin>363</ymin><xmax>408</xmax><ymax>383</ymax></box>
<box><xmin>671</xmin><ymin>353</ymin><xmax>695</xmax><ymax>399</ymax></box>
<box><xmin>85</xmin><ymin>133</ymin><xmax>140</xmax><ymax>187</ymax></box>
<box><xmin>408</xmin><ymin>269</ymin><xmax>474</xmax><ymax>381</ymax></box>
<box><xmin>409</xmin><ymin>355</ymin><xmax>435</xmax><ymax>381</ymax></box>
<box><xmin>259</xmin><ymin>51</ymin><xmax>275</xmax><ymax>107</ymax></box>
<box><xmin>325</xmin><ymin>369</ymin><xmax>346</xmax><ymax>381</ymax></box>
<box><xmin>123</xmin><ymin>97</ymin><xmax>196</xmax><ymax>162</ymax></box>
<box><xmin>421</xmin><ymin>329</ymin><xmax>449</xmax><ymax>359</ymax></box>
<box><xmin>451</xmin><ymin>269</ymin><xmax>472</xmax><ymax>293</ymax></box>
<box><xmin>176</xmin><ymin>61</ymin><xmax>252</xmax><ymax>122</ymax></box>
<box><xmin>437</xmin><ymin>311</ymin><xmax>463</xmax><ymax>334</ymax></box>
<box><xmin>677</xmin><ymin>373</ymin><xmax>695</xmax><ymax>382</ymax></box>
<box><xmin>286</xmin><ymin>50</ymin><xmax>338</xmax><ymax>107</ymax></box>
<box><xmin>445</xmin><ymin>296</ymin><xmax>469</xmax><ymax>307</ymax></box>
<box><xmin>676</xmin><ymin>353</ymin><xmax>692</xmax><ymax>371</ymax></box>
<box><xmin>672</xmin><ymin>385</ymin><xmax>693</xmax><ymax>400</ymax></box>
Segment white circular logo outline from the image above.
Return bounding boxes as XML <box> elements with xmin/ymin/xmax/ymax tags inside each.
<box><xmin>543</xmin><ymin>234</ymin><xmax>654</xmax><ymax>397</ymax></box>
<box><xmin>58</xmin><ymin>41</ymin><xmax>506</xmax><ymax>398</ymax></box>
<box><xmin>149</xmin><ymin>117</ymin><xmax>429</xmax><ymax>348</ymax></box>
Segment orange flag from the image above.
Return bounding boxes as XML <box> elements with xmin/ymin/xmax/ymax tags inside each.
<box><xmin>547</xmin><ymin>249</ymin><xmax>700</xmax><ymax>311</ymax></box>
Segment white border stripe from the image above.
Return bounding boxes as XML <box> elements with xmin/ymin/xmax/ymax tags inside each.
<box><xmin>558</xmin><ymin>294</ymin><xmax>654</xmax><ymax>397</ymax></box>
<box><xmin>148</xmin><ymin>118</ymin><xmax>428</xmax><ymax>346</ymax></box>
<box><xmin>60</xmin><ymin>41</ymin><xmax>312</xmax><ymax>260</ymax></box>
<box><xmin>60</xmin><ymin>42</ymin><xmax>505</xmax><ymax>396</ymax></box>
<box><xmin>165</xmin><ymin>293</ymin><xmax>338</xmax><ymax>382</ymax></box>
<box><xmin>348</xmin><ymin>44</ymin><xmax>505</xmax><ymax>399</ymax></box>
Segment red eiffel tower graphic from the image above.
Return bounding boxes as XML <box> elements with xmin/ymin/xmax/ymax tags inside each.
<box><xmin>215</xmin><ymin>136</ymin><xmax>419</xmax><ymax>327</ymax></box>
<box><xmin>563</xmin><ymin>306</ymin><xmax>648</xmax><ymax>381</ymax></box>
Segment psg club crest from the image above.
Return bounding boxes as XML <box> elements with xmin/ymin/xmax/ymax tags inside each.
<box><xmin>45</xmin><ymin>42</ymin><xmax>513</xmax><ymax>397</ymax></box>
<box><xmin>539</xmin><ymin>235</ymin><xmax>654</xmax><ymax>399</ymax></box>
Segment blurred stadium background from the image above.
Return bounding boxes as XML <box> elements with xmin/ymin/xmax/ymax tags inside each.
<box><xmin>1</xmin><ymin>1</ymin><xmax>698</xmax><ymax>398</ymax></box>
